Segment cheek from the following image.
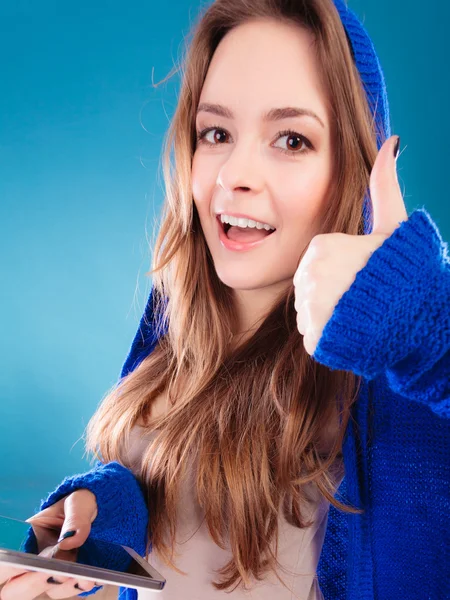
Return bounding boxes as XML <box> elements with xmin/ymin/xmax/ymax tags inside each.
<box><xmin>192</xmin><ymin>154</ymin><xmax>214</xmax><ymax>216</ymax></box>
<box><xmin>276</xmin><ymin>168</ymin><xmax>330</xmax><ymax>227</ymax></box>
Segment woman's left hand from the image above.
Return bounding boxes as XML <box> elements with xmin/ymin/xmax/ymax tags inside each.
<box><xmin>294</xmin><ymin>135</ymin><xmax>408</xmax><ymax>356</ymax></box>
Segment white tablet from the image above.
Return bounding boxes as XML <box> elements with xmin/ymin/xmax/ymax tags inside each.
<box><xmin>0</xmin><ymin>514</ymin><xmax>166</xmax><ymax>593</ymax></box>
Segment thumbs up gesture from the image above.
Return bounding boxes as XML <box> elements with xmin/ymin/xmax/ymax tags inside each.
<box><xmin>294</xmin><ymin>135</ymin><xmax>408</xmax><ymax>356</ymax></box>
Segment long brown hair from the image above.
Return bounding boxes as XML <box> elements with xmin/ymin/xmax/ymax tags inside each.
<box><xmin>85</xmin><ymin>0</ymin><xmax>382</xmax><ymax>592</ymax></box>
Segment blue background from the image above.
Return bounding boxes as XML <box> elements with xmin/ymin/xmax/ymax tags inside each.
<box><xmin>1</xmin><ymin>0</ymin><xmax>449</xmax><ymax>518</ymax></box>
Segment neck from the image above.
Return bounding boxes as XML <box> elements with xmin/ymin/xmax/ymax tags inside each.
<box><xmin>231</xmin><ymin>279</ymin><xmax>292</xmax><ymax>345</ymax></box>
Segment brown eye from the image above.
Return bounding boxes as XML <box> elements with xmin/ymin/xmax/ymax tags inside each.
<box><xmin>211</xmin><ymin>129</ymin><xmax>228</xmax><ymax>143</ymax></box>
<box><xmin>273</xmin><ymin>130</ymin><xmax>314</xmax><ymax>156</ymax></box>
<box><xmin>196</xmin><ymin>126</ymin><xmax>229</xmax><ymax>146</ymax></box>
<box><xmin>287</xmin><ymin>135</ymin><xmax>302</xmax><ymax>150</ymax></box>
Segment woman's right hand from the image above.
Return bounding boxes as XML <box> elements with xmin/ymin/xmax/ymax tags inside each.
<box><xmin>0</xmin><ymin>488</ymin><xmax>100</xmax><ymax>599</ymax></box>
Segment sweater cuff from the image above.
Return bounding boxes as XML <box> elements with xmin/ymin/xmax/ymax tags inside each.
<box><xmin>21</xmin><ymin>461</ymin><xmax>149</xmax><ymax>598</ymax></box>
<box><xmin>313</xmin><ymin>208</ymin><xmax>449</xmax><ymax>379</ymax></box>
<box><xmin>36</xmin><ymin>461</ymin><xmax>149</xmax><ymax>555</ymax></box>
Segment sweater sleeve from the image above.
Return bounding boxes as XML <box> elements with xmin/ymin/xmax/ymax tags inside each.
<box><xmin>21</xmin><ymin>461</ymin><xmax>149</xmax><ymax>598</ymax></box>
<box><xmin>312</xmin><ymin>208</ymin><xmax>450</xmax><ymax>419</ymax></box>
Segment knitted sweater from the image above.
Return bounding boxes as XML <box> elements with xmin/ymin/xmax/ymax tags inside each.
<box><xmin>22</xmin><ymin>0</ymin><xmax>450</xmax><ymax>598</ymax></box>
<box><xmin>23</xmin><ymin>206</ymin><xmax>450</xmax><ymax>600</ymax></box>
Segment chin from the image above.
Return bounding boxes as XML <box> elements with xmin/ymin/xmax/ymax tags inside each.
<box><xmin>214</xmin><ymin>269</ymin><xmax>265</xmax><ymax>291</ymax></box>
<box><xmin>214</xmin><ymin>266</ymin><xmax>285</xmax><ymax>292</ymax></box>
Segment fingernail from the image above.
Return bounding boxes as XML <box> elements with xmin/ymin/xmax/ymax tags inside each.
<box><xmin>393</xmin><ymin>135</ymin><xmax>400</xmax><ymax>160</ymax></box>
<box><xmin>57</xmin><ymin>530</ymin><xmax>76</xmax><ymax>543</ymax></box>
<box><xmin>74</xmin><ymin>583</ymin><xmax>86</xmax><ymax>590</ymax></box>
<box><xmin>47</xmin><ymin>576</ymin><xmax>63</xmax><ymax>584</ymax></box>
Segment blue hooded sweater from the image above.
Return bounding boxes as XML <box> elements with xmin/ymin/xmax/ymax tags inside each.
<box><xmin>22</xmin><ymin>1</ymin><xmax>450</xmax><ymax>598</ymax></box>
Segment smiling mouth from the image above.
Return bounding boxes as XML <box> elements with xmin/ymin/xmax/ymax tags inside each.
<box><xmin>220</xmin><ymin>220</ymin><xmax>276</xmax><ymax>238</ymax></box>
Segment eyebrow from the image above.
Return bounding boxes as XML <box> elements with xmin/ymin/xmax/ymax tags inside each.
<box><xmin>196</xmin><ymin>102</ymin><xmax>325</xmax><ymax>129</ymax></box>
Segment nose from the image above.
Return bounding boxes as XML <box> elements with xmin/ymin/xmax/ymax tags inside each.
<box><xmin>216</xmin><ymin>138</ymin><xmax>264</xmax><ymax>195</ymax></box>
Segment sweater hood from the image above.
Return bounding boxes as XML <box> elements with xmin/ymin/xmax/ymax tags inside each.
<box><xmin>120</xmin><ymin>0</ymin><xmax>392</xmax><ymax>379</ymax></box>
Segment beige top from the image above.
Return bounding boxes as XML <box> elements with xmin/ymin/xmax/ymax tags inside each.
<box><xmin>124</xmin><ymin>425</ymin><xmax>344</xmax><ymax>600</ymax></box>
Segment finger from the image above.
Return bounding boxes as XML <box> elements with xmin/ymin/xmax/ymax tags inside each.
<box><xmin>45</xmin><ymin>576</ymin><xmax>96</xmax><ymax>599</ymax></box>
<box><xmin>296</xmin><ymin>302</ymin><xmax>307</xmax><ymax>336</ymax></box>
<box><xmin>0</xmin><ymin>570</ymin><xmax>70</xmax><ymax>600</ymax></box>
<box><xmin>25</xmin><ymin>502</ymin><xmax>64</xmax><ymax>522</ymax></box>
<box><xmin>369</xmin><ymin>134</ymin><xmax>408</xmax><ymax>235</ymax></box>
<box><xmin>57</xmin><ymin>490</ymin><xmax>98</xmax><ymax>551</ymax></box>
<box><xmin>25</xmin><ymin>495</ymin><xmax>67</xmax><ymax>526</ymax></box>
<box><xmin>0</xmin><ymin>565</ymin><xmax>29</xmax><ymax>585</ymax></box>
<box><xmin>74</xmin><ymin>578</ymin><xmax>98</xmax><ymax>592</ymax></box>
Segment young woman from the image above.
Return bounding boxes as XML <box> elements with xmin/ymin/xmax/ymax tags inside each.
<box><xmin>2</xmin><ymin>0</ymin><xmax>449</xmax><ymax>599</ymax></box>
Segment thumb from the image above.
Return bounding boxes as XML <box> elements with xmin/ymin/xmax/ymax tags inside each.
<box><xmin>56</xmin><ymin>489</ymin><xmax>98</xmax><ymax>550</ymax></box>
<box><xmin>368</xmin><ymin>134</ymin><xmax>408</xmax><ymax>235</ymax></box>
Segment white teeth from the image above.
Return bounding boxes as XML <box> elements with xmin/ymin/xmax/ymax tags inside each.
<box><xmin>219</xmin><ymin>214</ymin><xmax>275</xmax><ymax>231</ymax></box>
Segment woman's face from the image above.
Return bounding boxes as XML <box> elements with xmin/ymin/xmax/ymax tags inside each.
<box><xmin>192</xmin><ymin>18</ymin><xmax>333</xmax><ymax>295</ymax></box>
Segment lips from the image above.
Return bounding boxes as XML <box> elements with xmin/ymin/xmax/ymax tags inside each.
<box><xmin>215</xmin><ymin>215</ymin><xmax>275</xmax><ymax>252</ymax></box>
